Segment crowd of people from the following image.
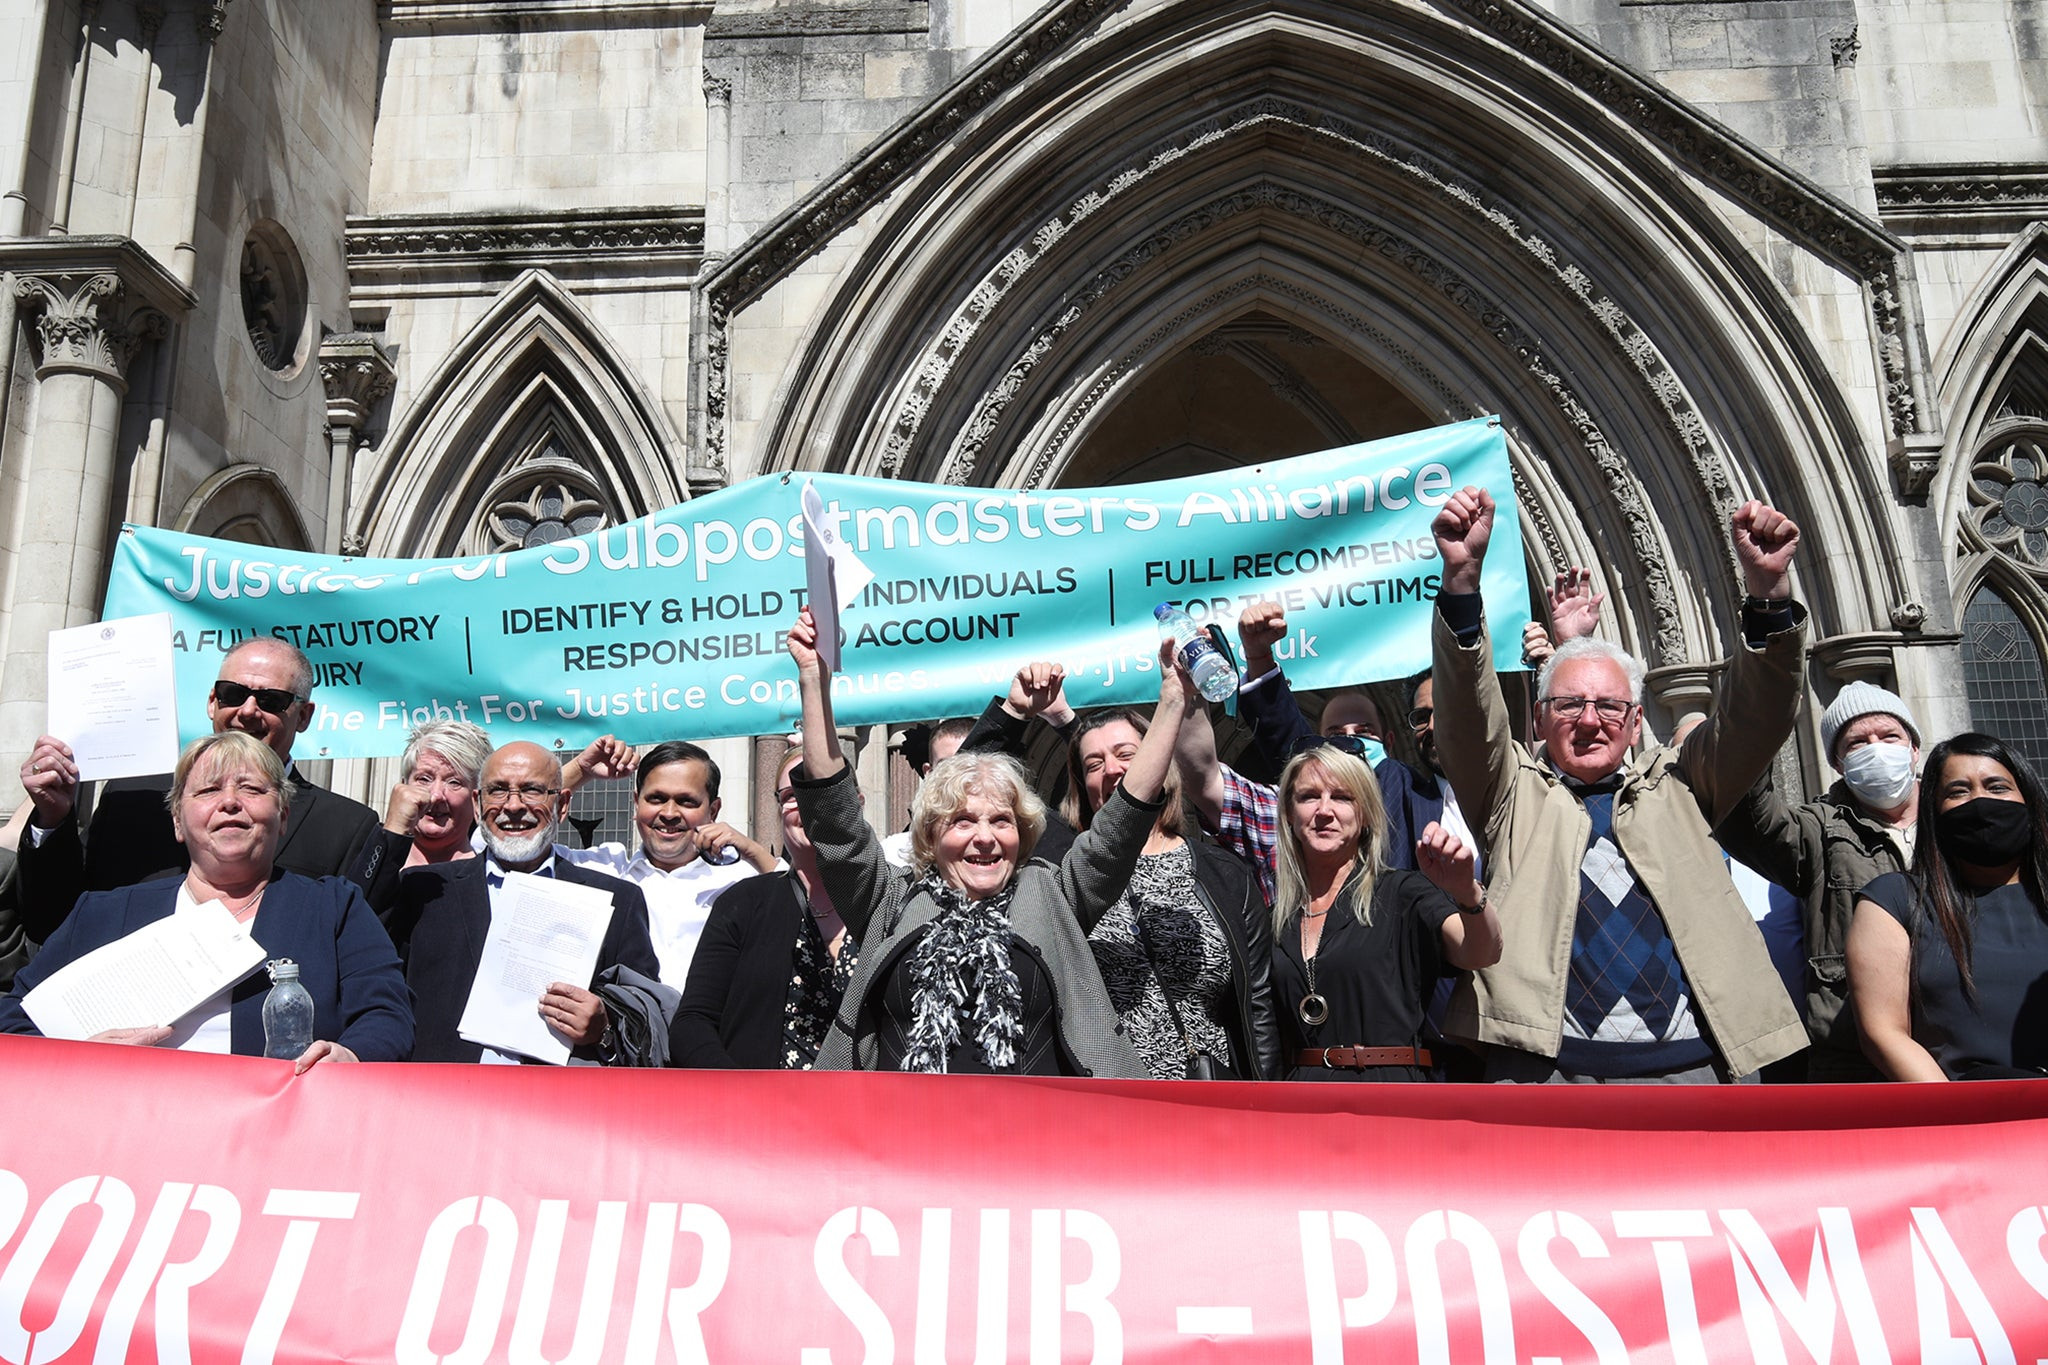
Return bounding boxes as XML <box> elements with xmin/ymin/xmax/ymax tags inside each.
<box><xmin>2</xmin><ymin>484</ymin><xmax>2044</xmax><ymax>1084</ymax></box>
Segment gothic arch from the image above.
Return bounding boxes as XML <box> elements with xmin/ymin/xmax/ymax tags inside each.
<box><xmin>353</xmin><ymin>270</ymin><xmax>685</xmax><ymax>558</ymax></box>
<box><xmin>720</xmin><ymin>0</ymin><xmax>1915</xmax><ymax>672</ymax></box>
<box><xmin>174</xmin><ymin>464</ymin><xmax>312</xmax><ymax>550</ymax></box>
<box><xmin>1933</xmin><ymin>225</ymin><xmax>2048</xmax><ymax>543</ymax></box>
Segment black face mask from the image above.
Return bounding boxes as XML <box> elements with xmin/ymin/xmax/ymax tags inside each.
<box><xmin>1937</xmin><ymin>797</ymin><xmax>2035</xmax><ymax>867</ymax></box>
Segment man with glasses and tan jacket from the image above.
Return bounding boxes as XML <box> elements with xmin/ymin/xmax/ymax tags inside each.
<box><xmin>15</xmin><ymin>636</ymin><xmax>384</xmax><ymax>940</ymax></box>
<box><xmin>1429</xmin><ymin>487</ymin><xmax>1811</xmax><ymax>1084</ymax></box>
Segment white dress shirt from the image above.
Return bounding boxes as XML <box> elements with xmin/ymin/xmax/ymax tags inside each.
<box><xmin>555</xmin><ymin>842</ymin><xmax>777</xmax><ymax>988</ymax></box>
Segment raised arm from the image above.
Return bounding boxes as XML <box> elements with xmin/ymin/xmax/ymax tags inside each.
<box><xmin>1675</xmin><ymin>501</ymin><xmax>1808</xmax><ymax>826</ymax></box>
<box><xmin>785</xmin><ymin>608</ymin><xmax>890</xmax><ymax>939</ymax></box>
<box><xmin>789</xmin><ymin>606</ymin><xmax>846</xmax><ymax>781</ymax></box>
<box><xmin>1057</xmin><ymin>644</ymin><xmax>1191</xmax><ymax>928</ymax></box>
<box><xmin>1235</xmin><ymin>602</ymin><xmax>1316</xmax><ymax>778</ymax></box>
<box><xmin>961</xmin><ymin>663</ymin><xmax>1076</xmax><ymax>759</ymax></box>
<box><xmin>1428</xmin><ymin>486</ymin><xmax>1519</xmax><ymax>839</ymax></box>
<box><xmin>1171</xmin><ymin>670</ymin><xmax>1227</xmax><ymax>830</ymax></box>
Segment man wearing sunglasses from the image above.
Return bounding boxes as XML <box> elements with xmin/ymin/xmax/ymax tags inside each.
<box><xmin>15</xmin><ymin>637</ymin><xmax>383</xmax><ymax>940</ymax></box>
<box><xmin>1429</xmin><ymin>486</ymin><xmax>1809</xmax><ymax>1085</ymax></box>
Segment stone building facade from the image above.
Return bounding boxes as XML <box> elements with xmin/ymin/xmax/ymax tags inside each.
<box><xmin>4</xmin><ymin>0</ymin><xmax>2048</xmax><ymax>823</ymax></box>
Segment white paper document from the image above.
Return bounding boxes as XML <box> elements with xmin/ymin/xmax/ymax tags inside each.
<box><xmin>800</xmin><ymin>479</ymin><xmax>875</xmax><ymax>672</ymax></box>
<box><xmin>46</xmin><ymin>612</ymin><xmax>181</xmax><ymax>781</ymax></box>
<box><xmin>22</xmin><ymin>900</ymin><xmax>268</xmax><ymax>1040</ymax></box>
<box><xmin>457</xmin><ymin>872</ymin><xmax>615</xmax><ymax>1065</ymax></box>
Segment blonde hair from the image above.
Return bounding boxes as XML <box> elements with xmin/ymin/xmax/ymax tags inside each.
<box><xmin>1272</xmin><ymin>747</ymin><xmax>1387</xmax><ymax>936</ymax></box>
<box><xmin>1060</xmin><ymin>708</ymin><xmax>1184</xmax><ymax>838</ymax></box>
<box><xmin>910</xmin><ymin>752</ymin><xmax>1045</xmax><ymax>872</ymax></box>
<box><xmin>167</xmin><ymin>732</ymin><xmax>295</xmax><ymax>813</ymax></box>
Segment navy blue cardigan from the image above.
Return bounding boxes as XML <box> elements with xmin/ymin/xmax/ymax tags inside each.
<box><xmin>0</xmin><ymin>872</ymin><xmax>414</xmax><ymax>1060</ymax></box>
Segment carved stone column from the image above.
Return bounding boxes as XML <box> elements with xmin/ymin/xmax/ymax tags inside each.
<box><xmin>0</xmin><ymin>237</ymin><xmax>192</xmax><ymax>764</ymax></box>
<box><xmin>1644</xmin><ymin>660</ymin><xmax>1722</xmax><ymax>727</ymax></box>
<box><xmin>318</xmin><ymin>332</ymin><xmax>396</xmax><ymax>555</ymax></box>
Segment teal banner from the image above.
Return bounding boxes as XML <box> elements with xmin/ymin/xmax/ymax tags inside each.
<box><xmin>104</xmin><ymin>418</ymin><xmax>1526</xmax><ymax>759</ymax></box>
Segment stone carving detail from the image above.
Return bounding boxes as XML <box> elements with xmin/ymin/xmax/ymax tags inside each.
<box><xmin>702</xmin><ymin>72</ymin><xmax>733</xmax><ymax>103</ymax></box>
<box><xmin>1829</xmin><ymin>27</ymin><xmax>1860</xmax><ymax>68</ymax></box>
<box><xmin>347</xmin><ymin>210</ymin><xmax>705</xmax><ymax>263</ymax></box>
<box><xmin>1967</xmin><ymin>430</ymin><xmax>2048</xmax><ymax>574</ymax></box>
<box><xmin>1875</xmin><ymin>165</ymin><xmax>2048</xmax><ymax>216</ymax></box>
<box><xmin>319</xmin><ymin>332</ymin><xmax>398</xmax><ymax>434</ymax></box>
<box><xmin>240</xmin><ymin>238</ymin><xmax>296</xmax><ymax>371</ymax></box>
<box><xmin>484</xmin><ymin>477</ymin><xmax>609</xmax><ymax>553</ymax></box>
<box><xmin>199</xmin><ymin>0</ymin><xmax>232</xmax><ymax>40</ymax></box>
<box><xmin>12</xmin><ymin>272</ymin><xmax>165</xmax><ymax>382</ymax></box>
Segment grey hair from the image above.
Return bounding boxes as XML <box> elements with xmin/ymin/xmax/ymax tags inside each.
<box><xmin>909</xmin><ymin>751</ymin><xmax>1046</xmax><ymax>873</ymax></box>
<box><xmin>402</xmin><ymin>719</ymin><xmax>493</xmax><ymax>786</ymax></box>
<box><xmin>1537</xmin><ymin>636</ymin><xmax>1646</xmax><ymax>704</ymax></box>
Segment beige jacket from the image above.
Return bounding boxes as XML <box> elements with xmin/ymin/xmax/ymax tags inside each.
<box><xmin>1432</xmin><ymin>606</ymin><xmax>1809</xmax><ymax>1078</ymax></box>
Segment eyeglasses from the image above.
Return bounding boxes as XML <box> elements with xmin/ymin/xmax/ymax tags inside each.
<box><xmin>212</xmin><ymin>680</ymin><xmax>301</xmax><ymax>715</ymax></box>
<box><xmin>1541</xmin><ymin>696</ymin><xmax>1636</xmax><ymax>724</ymax></box>
<box><xmin>775</xmin><ymin>787</ymin><xmax>799</xmax><ymax>806</ymax></box>
<box><xmin>1288</xmin><ymin>733</ymin><xmax>1377</xmax><ymax>759</ymax></box>
<box><xmin>1407</xmin><ymin>706</ymin><xmax>1434</xmax><ymax>730</ymax></box>
<box><xmin>480</xmin><ymin>783</ymin><xmax>562</xmax><ymax>807</ymax></box>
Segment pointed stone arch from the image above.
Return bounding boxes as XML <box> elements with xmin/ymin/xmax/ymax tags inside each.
<box><xmin>1933</xmin><ymin>225</ymin><xmax>2048</xmax><ymax>540</ymax></box>
<box><xmin>353</xmin><ymin>270</ymin><xmax>685</xmax><ymax>558</ymax></box>
<box><xmin>712</xmin><ymin>0</ymin><xmax>1920</xmax><ymax>682</ymax></box>
<box><xmin>174</xmin><ymin>464</ymin><xmax>313</xmax><ymax>550</ymax></box>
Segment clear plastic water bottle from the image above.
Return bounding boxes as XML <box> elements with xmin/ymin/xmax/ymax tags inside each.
<box><xmin>263</xmin><ymin>959</ymin><xmax>314</xmax><ymax>1060</ymax></box>
<box><xmin>1155</xmin><ymin>603</ymin><xmax>1240</xmax><ymax>703</ymax></box>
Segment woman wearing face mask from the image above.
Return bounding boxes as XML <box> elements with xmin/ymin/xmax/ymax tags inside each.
<box><xmin>1716</xmin><ymin>682</ymin><xmax>1922</xmax><ymax>1081</ymax></box>
<box><xmin>1847</xmin><ymin>733</ymin><xmax>2048</xmax><ymax>1080</ymax></box>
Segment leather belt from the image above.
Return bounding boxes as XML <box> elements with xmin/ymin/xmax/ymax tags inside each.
<box><xmin>1298</xmin><ymin>1046</ymin><xmax>1433</xmax><ymax>1069</ymax></box>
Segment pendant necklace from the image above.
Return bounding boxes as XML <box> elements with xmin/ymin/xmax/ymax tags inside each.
<box><xmin>1298</xmin><ymin>912</ymin><xmax>1329</xmax><ymax>1027</ymax></box>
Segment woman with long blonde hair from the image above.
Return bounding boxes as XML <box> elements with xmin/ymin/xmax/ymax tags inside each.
<box><xmin>1179</xmin><ymin>702</ymin><xmax>1500</xmax><ymax>1081</ymax></box>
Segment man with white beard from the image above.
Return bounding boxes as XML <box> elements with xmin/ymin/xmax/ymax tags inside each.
<box><xmin>388</xmin><ymin>741</ymin><xmax>661</xmax><ymax>1063</ymax></box>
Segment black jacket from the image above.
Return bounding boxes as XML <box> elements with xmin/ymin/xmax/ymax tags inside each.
<box><xmin>1186</xmin><ymin>837</ymin><xmax>1282</xmax><ymax>1080</ymax></box>
<box><xmin>386</xmin><ymin>856</ymin><xmax>660</xmax><ymax>1063</ymax></box>
<box><xmin>670</xmin><ymin>870</ymin><xmax>817</xmax><ymax>1068</ymax></box>
<box><xmin>15</xmin><ymin>771</ymin><xmax>383</xmax><ymax>942</ymax></box>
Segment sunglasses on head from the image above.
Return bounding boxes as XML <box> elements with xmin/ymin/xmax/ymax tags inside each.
<box><xmin>1287</xmin><ymin>733</ymin><xmax>1377</xmax><ymax>759</ymax></box>
<box><xmin>212</xmin><ymin>680</ymin><xmax>301</xmax><ymax>715</ymax></box>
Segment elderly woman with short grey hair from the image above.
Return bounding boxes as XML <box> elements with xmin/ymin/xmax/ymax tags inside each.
<box><xmin>785</xmin><ymin>606</ymin><xmax>1187</xmax><ymax>1077</ymax></box>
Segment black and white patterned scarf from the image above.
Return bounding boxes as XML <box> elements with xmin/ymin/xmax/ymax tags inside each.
<box><xmin>901</xmin><ymin>871</ymin><xmax>1023</xmax><ymax>1073</ymax></box>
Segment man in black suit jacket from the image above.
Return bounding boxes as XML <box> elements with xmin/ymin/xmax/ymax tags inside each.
<box><xmin>16</xmin><ymin>637</ymin><xmax>385</xmax><ymax>939</ymax></box>
<box><xmin>388</xmin><ymin>741</ymin><xmax>660</xmax><ymax>1064</ymax></box>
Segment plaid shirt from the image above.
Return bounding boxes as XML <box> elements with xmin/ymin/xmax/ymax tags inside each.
<box><xmin>1213</xmin><ymin>764</ymin><xmax>1279</xmax><ymax>904</ymax></box>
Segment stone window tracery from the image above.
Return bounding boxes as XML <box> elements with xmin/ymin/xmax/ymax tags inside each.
<box><xmin>1968</xmin><ymin>432</ymin><xmax>2048</xmax><ymax>570</ymax></box>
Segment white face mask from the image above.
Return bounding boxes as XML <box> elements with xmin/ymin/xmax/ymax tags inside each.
<box><xmin>1841</xmin><ymin>740</ymin><xmax>1916</xmax><ymax>811</ymax></box>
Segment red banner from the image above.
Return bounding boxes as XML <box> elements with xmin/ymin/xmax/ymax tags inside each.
<box><xmin>2</xmin><ymin>1034</ymin><xmax>2047</xmax><ymax>1363</ymax></box>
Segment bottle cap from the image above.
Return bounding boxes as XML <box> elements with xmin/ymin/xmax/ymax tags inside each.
<box><xmin>266</xmin><ymin>958</ymin><xmax>300</xmax><ymax>983</ymax></box>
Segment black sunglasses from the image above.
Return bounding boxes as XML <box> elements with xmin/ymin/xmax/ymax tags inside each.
<box><xmin>212</xmin><ymin>680</ymin><xmax>301</xmax><ymax>715</ymax></box>
<box><xmin>1287</xmin><ymin>733</ymin><xmax>1377</xmax><ymax>759</ymax></box>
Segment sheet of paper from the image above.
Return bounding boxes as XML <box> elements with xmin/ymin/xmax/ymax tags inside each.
<box><xmin>46</xmin><ymin>612</ymin><xmax>181</xmax><ymax>781</ymax></box>
<box><xmin>23</xmin><ymin>900</ymin><xmax>268</xmax><ymax>1040</ymax></box>
<box><xmin>800</xmin><ymin>479</ymin><xmax>875</xmax><ymax>672</ymax></box>
<box><xmin>457</xmin><ymin>872</ymin><xmax>616</xmax><ymax>1065</ymax></box>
